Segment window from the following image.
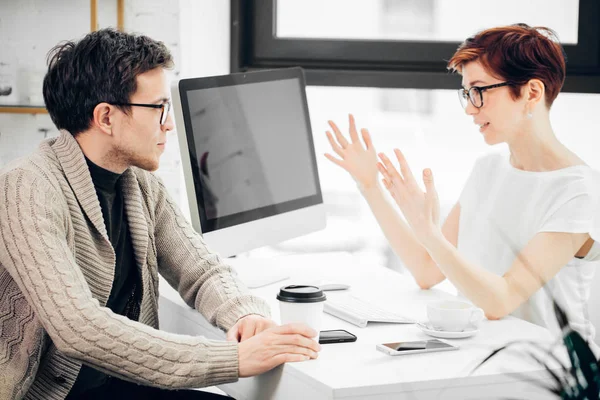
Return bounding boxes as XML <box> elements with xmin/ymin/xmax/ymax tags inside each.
<box><xmin>277</xmin><ymin>0</ymin><xmax>579</xmax><ymax>43</ymax></box>
<box><xmin>232</xmin><ymin>0</ymin><xmax>600</xmax><ymax>92</ymax></box>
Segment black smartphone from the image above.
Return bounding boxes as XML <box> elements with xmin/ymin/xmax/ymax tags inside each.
<box><xmin>319</xmin><ymin>329</ymin><xmax>357</xmax><ymax>344</ymax></box>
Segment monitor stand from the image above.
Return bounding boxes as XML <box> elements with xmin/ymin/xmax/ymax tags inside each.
<box><xmin>226</xmin><ymin>256</ymin><xmax>290</xmax><ymax>289</ymax></box>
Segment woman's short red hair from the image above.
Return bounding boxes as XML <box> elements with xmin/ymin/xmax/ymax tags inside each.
<box><xmin>447</xmin><ymin>23</ymin><xmax>566</xmax><ymax>108</ymax></box>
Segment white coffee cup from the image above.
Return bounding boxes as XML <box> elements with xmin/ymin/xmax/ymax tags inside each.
<box><xmin>427</xmin><ymin>300</ymin><xmax>484</xmax><ymax>332</ymax></box>
<box><xmin>277</xmin><ymin>285</ymin><xmax>326</xmax><ymax>340</ymax></box>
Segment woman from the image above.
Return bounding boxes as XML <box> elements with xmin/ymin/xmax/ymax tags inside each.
<box><xmin>324</xmin><ymin>24</ymin><xmax>600</xmax><ymax>341</ymax></box>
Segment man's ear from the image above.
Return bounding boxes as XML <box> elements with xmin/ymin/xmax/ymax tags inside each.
<box><xmin>525</xmin><ymin>79</ymin><xmax>545</xmax><ymax>108</ymax></box>
<box><xmin>92</xmin><ymin>102</ymin><xmax>115</xmax><ymax>136</ymax></box>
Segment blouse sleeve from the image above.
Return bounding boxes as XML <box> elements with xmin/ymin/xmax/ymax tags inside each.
<box><xmin>538</xmin><ymin>171</ymin><xmax>600</xmax><ymax>243</ymax></box>
<box><xmin>538</xmin><ymin>193</ymin><xmax>595</xmax><ymax>233</ymax></box>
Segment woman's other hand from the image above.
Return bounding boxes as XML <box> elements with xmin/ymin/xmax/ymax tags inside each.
<box><xmin>378</xmin><ymin>149</ymin><xmax>441</xmax><ymax>246</ymax></box>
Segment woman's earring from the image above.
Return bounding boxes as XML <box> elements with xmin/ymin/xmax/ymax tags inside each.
<box><xmin>527</xmin><ymin>112</ymin><xmax>533</xmax><ymax>119</ymax></box>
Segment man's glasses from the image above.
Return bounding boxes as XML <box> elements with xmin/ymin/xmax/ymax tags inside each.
<box><xmin>458</xmin><ymin>82</ymin><xmax>512</xmax><ymax>109</ymax></box>
<box><xmin>110</xmin><ymin>100</ymin><xmax>172</xmax><ymax>126</ymax></box>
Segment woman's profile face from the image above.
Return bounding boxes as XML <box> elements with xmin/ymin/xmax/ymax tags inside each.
<box><xmin>461</xmin><ymin>61</ymin><xmax>528</xmax><ymax>146</ymax></box>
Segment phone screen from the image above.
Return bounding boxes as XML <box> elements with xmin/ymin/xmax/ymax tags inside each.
<box><xmin>382</xmin><ymin>339</ymin><xmax>453</xmax><ymax>352</ymax></box>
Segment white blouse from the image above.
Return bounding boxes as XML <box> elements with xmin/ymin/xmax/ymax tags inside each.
<box><xmin>457</xmin><ymin>151</ymin><xmax>600</xmax><ymax>341</ymax></box>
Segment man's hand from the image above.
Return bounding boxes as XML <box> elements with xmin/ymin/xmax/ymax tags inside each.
<box><xmin>238</xmin><ymin>323</ymin><xmax>321</xmax><ymax>377</ymax></box>
<box><xmin>227</xmin><ymin>315</ymin><xmax>277</xmax><ymax>342</ymax></box>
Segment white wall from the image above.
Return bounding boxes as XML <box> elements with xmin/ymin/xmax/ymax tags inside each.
<box><xmin>0</xmin><ymin>0</ymin><xmax>93</xmax><ymax>165</ymax></box>
<box><xmin>179</xmin><ymin>0</ymin><xmax>230</xmax><ymax>79</ymax></box>
<box><xmin>0</xmin><ymin>0</ymin><xmax>232</xmax><ymax>210</ymax></box>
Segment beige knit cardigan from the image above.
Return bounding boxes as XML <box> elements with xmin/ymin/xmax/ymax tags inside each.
<box><xmin>0</xmin><ymin>130</ymin><xmax>271</xmax><ymax>399</ymax></box>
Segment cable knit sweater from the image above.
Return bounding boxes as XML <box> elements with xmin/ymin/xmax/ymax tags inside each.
<box><xmin>0</xmin><ymin>130</ymin><xmax>271</xmax><ymax>399</ymax></box>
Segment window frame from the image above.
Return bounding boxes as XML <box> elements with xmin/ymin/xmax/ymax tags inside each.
<box><xmin>231</xmin><ymin>0</ymin><xmax>600</xmax><ymax>92</ymax></box>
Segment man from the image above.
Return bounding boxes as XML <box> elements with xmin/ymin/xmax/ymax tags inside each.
<box><xmin>0</xmin><ymin>28</ymin><xmax>319</xmax><ymax>400</ymax></box>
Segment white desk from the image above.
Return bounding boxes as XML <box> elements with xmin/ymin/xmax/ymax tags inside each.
<box><xmin>158</xmin><ymin>252</ymin><xmax>562</xmax><ymax>400</ymax></box>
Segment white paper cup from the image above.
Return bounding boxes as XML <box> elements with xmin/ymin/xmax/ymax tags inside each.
<box><xmin>427</xmin><ymin>300</ymin><xmax>484</xmax><ymax>332</ymax></box>
<box><xmin>277</xmin><ymin>285</ymin><xmax>326</xmax><ymax>340</ymax></box>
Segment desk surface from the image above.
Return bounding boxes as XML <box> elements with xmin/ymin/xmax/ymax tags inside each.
<box><xmin>159</xmin><ymin>252</ymin><xmax>561</xmax><ymax>400</ymax></box>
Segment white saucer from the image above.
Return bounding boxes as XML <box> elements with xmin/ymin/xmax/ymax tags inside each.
<box><xmin>416</xmin><ymin>322</ymin><xmax>479</xmax><ymax>339</ymax></box>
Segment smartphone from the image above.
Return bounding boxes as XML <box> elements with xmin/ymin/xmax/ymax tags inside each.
<box><xmin>376</xmin><ymin>339</ymin><xmax>458</xmax><ymax>356</ymax></box>
<box><xmin>319</xmin><ymin>329</ymin><xmax>357</xmax><ymax>344</ymax></box>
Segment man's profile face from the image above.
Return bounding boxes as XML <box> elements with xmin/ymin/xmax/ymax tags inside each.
<box><xmin>111</xmin><ymin>67</ymin><xmax>174</xmax><ymax>171</ymax></box>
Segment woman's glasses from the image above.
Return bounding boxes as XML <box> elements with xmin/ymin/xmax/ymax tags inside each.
<box><xmin>458</xmin><ymin>82</ymin><xmax>513</xmax><ymax>109</ymax></box>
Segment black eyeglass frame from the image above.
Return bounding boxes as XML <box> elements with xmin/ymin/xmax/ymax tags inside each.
<box><xmin>110</xmin><ymin>101</ymin><xmax>172</xmax><ymax>125</ymax></box>
<box><xmin>458</xmin><ymin>82</ymin><xmax>514</xmax><ymax>109</ymax></box>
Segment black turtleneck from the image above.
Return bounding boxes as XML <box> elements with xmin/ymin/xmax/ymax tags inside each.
<box><xmin>67</xmin><ymin>158</ymin><xmax>141</xmax><ymax>398</ymax></box>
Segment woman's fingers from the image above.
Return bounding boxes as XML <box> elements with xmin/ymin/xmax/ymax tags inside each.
<box><xmin>348</xmin><ymin>114</ymin><xmax>360</xmax><ymax>144</ymax></box>
<box><xmin>326</xmin><ymin>116</ymin><xmax>371</xmax><ymax>154</ymax></box>
<box><xmin>324</xmin><ymin>153</ymin><xmax>345</xmax><ymax>169</ymax></box>
<box><xmin>394</xmin><ymin>149</ymin><xmax>417</xmax><ymax>186</ymax></box>
<box><xmin>381</xmin><ymin>178</ymin><xmax>393</xmax><ymax>192</ymax></box>
<box><xmin>377</xmin><ymin>162</ymin><xmax>392</xmax><ymax>182</ymax></box>
<box><xmin>361</xmin><ymin>128</ymin><xmax>373</xmax><ymax>151</ymax></box>
<box><xmin>423</xmin><ymin>168</ymin><xmax>433</xmax><ymax>215</ymax></box>
<box><xmin>328</xmin><ymin>120</ymin><xmax>349</xmax><ymax>149</ymax></box>
<box><xmin>325</xmin><ymin>131</ymin><xmax>345</xmax><ymax>157</ymax></box>
<box><xmin>378</xmin><ymin>153</ymin><xmax>404</xmax><ymax>185</ymax></box>
<box><xmin>423</xmin><ymin>168</ymin><xmax>439</xmax><ymax>223</ymax></box>
<box><xmin>422</xmin><ymin>168</ymin><xmax>434</xmax><ymax>192</ymax></box>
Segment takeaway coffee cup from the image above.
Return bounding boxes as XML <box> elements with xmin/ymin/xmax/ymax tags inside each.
<box><xmin>277</xmin><ymin>285</ymin><xmax>327</xmax><ymax>340</ymax></box>
<box><xmin>427</xmin><ymin>300</ymin><xmax>484</xmax><ymax>332</ymax></box>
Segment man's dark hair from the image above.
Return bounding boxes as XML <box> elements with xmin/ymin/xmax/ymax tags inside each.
<box><xmin>43</xmin><ymin>28</ymin><xmax>174</xmax><ymax>136</ymax></box>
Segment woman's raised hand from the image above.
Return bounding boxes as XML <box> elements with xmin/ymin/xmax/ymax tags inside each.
<box><xmin>324</xmin><ymin>114</ymin><xmax>378</xmax><ymax>190</ymax></box>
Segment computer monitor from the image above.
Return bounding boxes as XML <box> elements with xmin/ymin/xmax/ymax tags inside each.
<box><xmin>171</xmin><ymin>67</ymin><xmax>326</xmax><ymax>259</ymax></box>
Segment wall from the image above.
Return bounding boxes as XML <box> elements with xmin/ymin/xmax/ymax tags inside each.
<box><xmin>0</xmin><ymin>0</ymin><xmax>232</xmax><ymax>213</ymax></box>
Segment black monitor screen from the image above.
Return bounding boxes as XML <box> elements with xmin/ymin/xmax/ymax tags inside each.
<box><xmin>178</xmin><ymin>68</ymin><xmax>322</xmax><ymax>233</ymax></box>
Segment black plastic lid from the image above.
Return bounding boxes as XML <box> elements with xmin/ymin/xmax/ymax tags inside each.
<box><xmin>276</xmin><ymin>285</ymin><xmax>327</xmax><ymax>303</ymax></box>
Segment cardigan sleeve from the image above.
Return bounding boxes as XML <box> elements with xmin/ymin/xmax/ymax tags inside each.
<box><xmin>147</xmin><ymin>172</ymin><xmax>271</xmax><ymax>332</ymax></box>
